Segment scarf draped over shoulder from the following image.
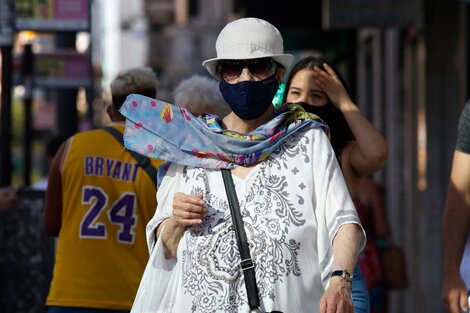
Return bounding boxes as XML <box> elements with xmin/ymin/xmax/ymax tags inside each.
<box><xmin>119</xmin><ymin>94</ymin><xmax>328</xmax><ymax>173</ymax></box>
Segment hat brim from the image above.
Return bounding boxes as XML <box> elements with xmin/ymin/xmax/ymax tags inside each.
<box><xmin>202</xmin><ymin>54</ymin><xmax>294</xmax><ymax>80</ymax></box>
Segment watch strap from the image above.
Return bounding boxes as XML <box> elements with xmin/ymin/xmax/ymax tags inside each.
<box><xmin>330</xmin><ymin>270</ymin><xmax>353</xmax><ymax>284</ymax></box>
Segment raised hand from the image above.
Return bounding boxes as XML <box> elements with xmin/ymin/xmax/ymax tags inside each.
<box><xmin>172</xmin><ymin>192</ymin><xmax>207</xmax><ymax>227</ymax></box>
<box><xmin>312</xmin><ymin>63</ymin><xmax>352</xmax><ymax>109</ymax></box>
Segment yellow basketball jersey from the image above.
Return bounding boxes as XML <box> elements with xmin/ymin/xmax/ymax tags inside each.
<box><xmin>46</xmin><ymin>124</ymin><xmax>163</xmax><ymax>310</ymax></box>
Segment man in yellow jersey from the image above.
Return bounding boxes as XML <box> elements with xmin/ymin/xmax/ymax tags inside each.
<box><xmin>44</xmin><ymin>67</ymin><xmax>163</xmax><ymax>313</ymax></box>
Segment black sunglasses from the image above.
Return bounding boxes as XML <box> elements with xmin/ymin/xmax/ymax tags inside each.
<box><xmin>217</xmin><ymin>58</ymin><xmax>277</xmax><ymax>80</ymax></box>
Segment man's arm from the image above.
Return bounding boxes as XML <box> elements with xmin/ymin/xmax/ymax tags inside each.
<box><xmin>43</xmin><ymin>141</ymin><xmax>67</xmax><ymax>236</ymax></box>
<box><xmin>442</xmin><ymin>150</ymin><xmax>470</xmax><ymax>313</ymax></box>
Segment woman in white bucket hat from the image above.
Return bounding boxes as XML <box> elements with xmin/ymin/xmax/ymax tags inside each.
<box><xmin>121</xmin><ymin>17</ymin><xmax>365</xmax><ymax>313</ymax></box>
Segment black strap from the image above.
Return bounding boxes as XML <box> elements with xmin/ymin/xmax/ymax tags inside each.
<box><xmin>221</xmin><ymin>169</ymin><xmax>260</xmax><ymax>311</ymax></box>
<box><xmin>103</xmin><ymin>126</ymin><xmax>158</xmax><ymax>188</ymax></box>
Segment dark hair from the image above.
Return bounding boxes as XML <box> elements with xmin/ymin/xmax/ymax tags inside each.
<box><xmin>283</xmin><ymin>56</ymin><xmax>354</xmax><ymax>158</ymax></box>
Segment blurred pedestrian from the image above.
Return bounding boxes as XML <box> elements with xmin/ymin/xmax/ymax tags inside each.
<box><xmin>173</xmin><ymin>74</ymin><xmax>231</xmax><ymax>117</ymax></box>
<box><xmin>43</xmin><ymin>67</ymin><xmax>164</xmax><ymax>313</ymax></box>
<box><xmin>122</xmin><ymin>17</ymin><xmax>365</xmax><ymax>313</ymax></box>
<box><xmin>442</xmin><ymin>100</ymin><xmax>470</xmax><ymax>313</ymax></box>
<box><xmin>283</xmin><ymin>55</ymin><xmax>389</xmax><ymax>313</ymax></box>
<box><xmin>354</xmin><ymin>176</ymin><xmax>392</xmax><ymax>313</ymax></box>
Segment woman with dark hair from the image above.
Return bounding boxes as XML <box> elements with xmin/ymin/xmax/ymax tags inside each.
<box><xmin>284</xmin><ymin>56</ymin><xmax>389</xmax><ymax>313</ymax></box>
<box><xmin>284</xmin><ymin>55</ymin><xmax>387</xmax><ymax>196</ymax></box>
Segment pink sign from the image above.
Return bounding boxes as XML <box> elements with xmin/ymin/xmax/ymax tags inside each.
<box><xmin>34</xmin><ymin>51</ymin><xmax>92</xmax><ymax>88</ymax></box>
<box><xmin>16</xmin><ymin>0</ymin><xmax>90</xmax><ymax>31</ymax></box>
<box><xmin>54</xmin><ymin>0</ymin><xmax>88</xmax><ymax>20</ymax></box>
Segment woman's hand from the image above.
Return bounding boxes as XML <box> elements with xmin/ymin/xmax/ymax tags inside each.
<box><xmin>319</xmin><ymin>277</ymin><xmax>354</xmax><ymax>313</ymax></box>
<box><xmin>157</xmin><ymin>192</ymin><xmax>207</xmax><ymax>259</ymax></box>
<box><xmin>173</xmin><ymin>192</ymin><xmax>207</xmax><ymax>226</ymax></box>
<box><xmin>313</xmin><ymin>63</ymin><xmax>353</xmax><ymax>110</ymax></box>
<box><xmin>313</xmin><ymin>63</ymin><xmax>388</xmax><ymax>181</ymax></box>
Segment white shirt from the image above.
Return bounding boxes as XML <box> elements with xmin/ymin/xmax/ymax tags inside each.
<box><xmin>142</xmin><ymin>128</ymin><xmax>365</xmax><ymax>313</ymax></box>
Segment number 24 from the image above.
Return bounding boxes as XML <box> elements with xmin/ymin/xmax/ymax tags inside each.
<box><xmin>80</xmin><ymin>186</ymin><xmax>137</xmax><ymax>244</ymax></box>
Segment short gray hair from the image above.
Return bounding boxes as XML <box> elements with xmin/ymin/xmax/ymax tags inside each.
<box><xmin>110</xmin><ymin>67</ymin><xmax>159</xmax><ymax>110</ymax></box>
<box><xmin>173</xmin><ymin>75</ymin><xmax>230</xmax><ymax>117</ymax></box>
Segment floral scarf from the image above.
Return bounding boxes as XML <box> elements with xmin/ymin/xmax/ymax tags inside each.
<box><xmin>119</xmin><ymin>94</ymin><xmax>328</xmax><ymax>182</ymax></box>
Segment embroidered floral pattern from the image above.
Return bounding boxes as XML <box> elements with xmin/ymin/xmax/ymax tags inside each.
<box><xmin>179</xmin><ymin>133</ymin><xmax>309</xmax><ymax>312</ymax></box>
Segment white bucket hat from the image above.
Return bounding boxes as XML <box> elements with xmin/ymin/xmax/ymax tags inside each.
<box><xmin>202</xmin><ymin>17</ymin><xmax>294</xmax><ymax>79</ymax></box>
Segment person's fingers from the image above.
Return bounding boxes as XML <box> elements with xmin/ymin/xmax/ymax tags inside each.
<box><xmin>326</xmin><ymin>301</ymin><xmax>336</xmax><ymax>313</ymax></box>
<box><xmin>173</xmin><ymin>210</ymin><xmax>205</xmax><ymax>226</ymax></box>
<box><xmin>313</xmin><ymin>66</ymin><xmax>329</xmax><ymax>79</ymax></box>
<box><xmin>312</xmin><ymin>68</ymin><xmax>336</xmax><ymax>92</ymax></box>
<box><xmin>323</xmin><ymin>63</ymin><xmax>339</xmax><ymax>80</ymax></box>
<box><xmin>336</xmin><ymin>301</ymin><xmax>350</xmax><ymax>313</ymax></box>
<box><xmin>174</xmin><ymin>192</ymin><xmax>204</xmax><ymax>204</ymax></box>
<box><xmin>313</xmin><ymin>65</ymin><xmax>344</xmax><ymax>90</ymax></box>
<box><xmin>334</xmin><ymin>291</ymin><xmax>352</xmax><ymax>313</ymax></box>
<box><xmin>320</xmin><ymin>293</ymin><xmax>337</xmax><ymax>313</ymax></box>
<box><xmin>446</xmin><ymin>294</ymin><xmax>460</xmax><ymax>313</ymax></box>
<box><xmin>459</xmin><ymin>291</ymin><xmax>469</xmax><ymax>312</ymax></box>
<box><xmin>172</xmin><ymin>192</ymin><xmax>207</xmax><ymax>226</ymax></box>
<box><xmin>334</xmin><ymin>301</ymin><xmax>344</xmax><ymax>313</ymax></box>
<box><xmin>346</xmin><ymin>300</ymin><xmax>354</xmax><ymax>313</ymax></box>
<box><xmin>173</xmin><ymin>192</ymin><xmax>206</xmax><ymax>214</ymax></box>
<box><xmin>319</xmin><ymin>296</ymin><xmax>327</xmax><ymax>313</ymax></box>
<box><xmin>441</xmin><ymin>291</ymin><xmax>452</xmax><ymax>313</ymax></box>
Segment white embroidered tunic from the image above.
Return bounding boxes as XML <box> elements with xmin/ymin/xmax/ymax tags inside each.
<box><xmin>145</xmin><ymin>128</ymin><xmax>365</xmax><ymax>313</ymax></box>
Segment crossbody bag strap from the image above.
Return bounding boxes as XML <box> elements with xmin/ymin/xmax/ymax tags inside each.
<box><xmin>221</xmin><ymin>169</ymin><xmax>261</xmax><ymax>311</ymax></box>
<box><xmin>103</xmin><ymin>126</ymin><xmax>158</xmax><ymax>188</ymax></box>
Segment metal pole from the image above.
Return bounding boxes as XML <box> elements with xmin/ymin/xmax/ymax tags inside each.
<box><xmin>0</xmin><ymin>0</ymin><xmax>14</xmax><ymax>186</ymax></box>
<box><xmin>22</xmin><ymin>44</ymin><xmax>33</xmax><ymax>186</ymax></box>
<box><xmin>0</xmin><ymin>44</ymin><xmax>13</xmax><ymax>186</ymax></box>
<box><xmin>56</xmin><ymin>32</ymin><xmax>78</xmax><ymax>137</ymax></box>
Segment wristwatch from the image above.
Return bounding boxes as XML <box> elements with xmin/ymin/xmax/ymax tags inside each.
<box><xmin>330</xmin><ymin>270</ymin><xmax>353</xmax><ymax>284</ymax></box>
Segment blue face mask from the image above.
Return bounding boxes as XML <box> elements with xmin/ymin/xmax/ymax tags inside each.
<box><xmin>219</xmin><ymin>75</ymin><xmax>279</xmax><ymax>120</ymax></box>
